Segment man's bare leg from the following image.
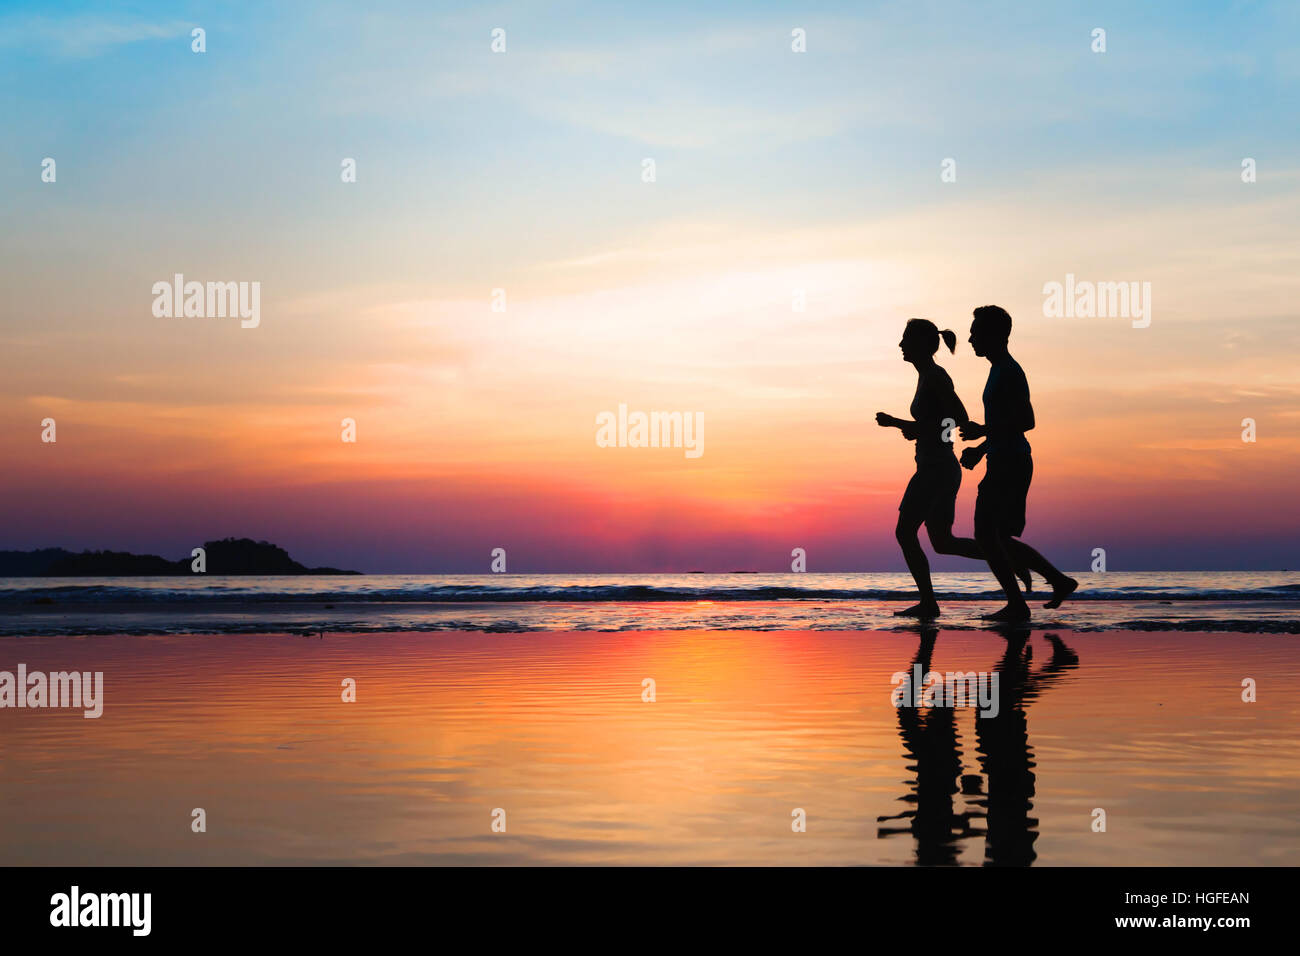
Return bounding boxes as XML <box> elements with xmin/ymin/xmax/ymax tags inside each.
<box><xmin>1004</xmin><ymin>539</ymin><xmax>1078</xmax><ymax>608</ymax></box>
<box><xmin>975</xmin><ymin>529</ymin><xmax>1030</xmax><ymax>621</ymax></box>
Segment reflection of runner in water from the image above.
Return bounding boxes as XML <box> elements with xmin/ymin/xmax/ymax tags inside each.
<box><xmin>876</xmin><ymin>629</ymin><xmax>975</xmax><ymax>864</ymax></box>
<box><xmin>958</xmin><ymin>306</ymin><xmax>1078</xmax><ymax>622</ymax></box>
<box><xmin>877</xmin><ymin>319</ymin><xmax>1031</xmax><ymax>618</ymax></box>
<box><xmin>971</xmin><ymin>632</ymin><xmax>1080</xmax><ymax>866</ymax></box>
<box><xmin>877</xmin><ymin>630</ymin><xmax>1080</xmax><ymax>866</ymax></box>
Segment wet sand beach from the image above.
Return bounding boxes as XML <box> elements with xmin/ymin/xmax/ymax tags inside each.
<box><xmin>2</xmin><ymin>628</ymin><xmax>1296</xmax><ymax>866</ymax></box>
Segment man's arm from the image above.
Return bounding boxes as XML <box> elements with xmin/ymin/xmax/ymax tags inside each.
<box><xmin>960</xmin><ymin>442</ymin><xmax>987</xmax><ymax>470</ymax></box>
<box><xmin>1012</xmin><ymin>363</ymin><xmax>1035</xmax><ymax>433</ymax></box>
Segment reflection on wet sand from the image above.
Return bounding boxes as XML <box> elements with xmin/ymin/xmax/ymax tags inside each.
<box><xmin>879</xmin><ymin>630</ymin><xmax>1080</xmax><ymax>865</ymax></box>
<box><xmin>3</xmin><ymin>629</ymin><xmax>1296</xmax><ymax>865</ymax></box>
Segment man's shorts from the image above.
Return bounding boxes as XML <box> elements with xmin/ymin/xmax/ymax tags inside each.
<box><xmin>975</xmin><ymin>452</ymin><xmax>1033</xmax><ymax>537</ymax></box>
<box><xmin>899</xmin><ymin>454</ymin><xmax>962</xmax><ymax>530</ymax></box>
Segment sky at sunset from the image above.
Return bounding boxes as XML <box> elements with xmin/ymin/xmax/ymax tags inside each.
<box><xmin>2</xmin><ymin>1</ymin><xmax>1299</xmax><ymax>571</ymax></box>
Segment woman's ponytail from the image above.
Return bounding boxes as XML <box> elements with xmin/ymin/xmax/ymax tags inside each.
<box><xmin>940</xmin><ymin>329</ymin><xmax>957</xmax><ymax>353</ymax></box>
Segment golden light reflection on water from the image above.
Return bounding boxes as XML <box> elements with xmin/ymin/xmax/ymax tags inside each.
<box><xmin>1</xmin><ymin>630</ymin><xmax>1298</xmax><ymax>865</ymax></box>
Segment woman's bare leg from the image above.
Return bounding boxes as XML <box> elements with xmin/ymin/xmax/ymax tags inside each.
<box><xmin>896</xmin><ymin>515</ymin><xmax>940</xmax><ymax>616</ymax></box>
<box><xmin>927</xmin><ymin>527</ymin><xmax>1035</xmax><ymax>594</ymax></box>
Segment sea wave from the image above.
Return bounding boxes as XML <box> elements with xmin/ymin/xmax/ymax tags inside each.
<box><xmin>3</xmin><ymin>616</ymin><xmax>1299</xmax><ymax>636</ymax></box>
<box><xmin>4</xmin><ymin>583</ymin><xmax>1300</xmax><ymax>604</ymax></box>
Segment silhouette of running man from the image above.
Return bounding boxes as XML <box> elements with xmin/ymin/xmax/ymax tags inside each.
<box><xmin>958</xmin><ymin>306</ymin><xmax>1077</xmax><ymax>621</ymax></box>
<box><xmin>877</xmin><ymin>318</ymin><xmax>1033</xmax><ymax>617</ymax></box>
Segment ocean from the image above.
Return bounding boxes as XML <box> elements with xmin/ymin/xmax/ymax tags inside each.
<box><xmin>3</xmin><ymin>571</ymin><xmax>1299</xmax><ymax>635</ymax></box>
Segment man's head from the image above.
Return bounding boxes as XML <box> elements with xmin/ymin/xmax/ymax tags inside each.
<box><xmin>969</xmin><ymin>305</ymin><xmax>1012</xmax><ymax>357</ymax></box>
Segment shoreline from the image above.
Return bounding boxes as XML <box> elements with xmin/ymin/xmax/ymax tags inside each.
<box><xmin>2</xmin><ymin>601</ymin><xmax>1299</xmax><ymax>637</ymax></box>
<box><xmin>5</xmin><ymin>574</ymin><xmax>1298</xmax><ymax>637</ymax></box>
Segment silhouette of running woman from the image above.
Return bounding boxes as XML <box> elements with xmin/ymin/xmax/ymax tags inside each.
<box><xmin>876</xmin><ymin>319</ymin><xmax>1032</xmax><ymax>617</ymax></box>
<box><xmin>958</xmin><ymin>306</ymin><xmax>1078</xmax><ymax>621</ymax></box>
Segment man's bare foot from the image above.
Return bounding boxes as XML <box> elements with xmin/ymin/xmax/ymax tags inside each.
<box><xmin>1017</xmin><ymin>568</ymin><xmax>1033</xmax><ymax>593</ymax></box>
<box><xmin>1043</xmin><ymin>576</ymin><xmax>1078</xmax><ymax>609</ymax></box>
<box><xmin>981</xmin><ymin>603</ymin><xmax>1030</xmax><ymax>622</ymax></box>
<box><xmin>895</xmin><ymin>602</ymin><xmax>940</xmax><ymax>618</ymax></box>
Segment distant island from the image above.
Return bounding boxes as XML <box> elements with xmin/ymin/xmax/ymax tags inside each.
<box><xmin>0</xmin><ymin>538</ymin><xmax>359</xmax><ymax>576</ymax></box>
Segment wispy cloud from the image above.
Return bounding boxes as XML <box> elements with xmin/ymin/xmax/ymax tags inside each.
<box><xmin>0</xmin><ymin>14</ymin><xmax>192</xmax><ymax>58</ymax></box>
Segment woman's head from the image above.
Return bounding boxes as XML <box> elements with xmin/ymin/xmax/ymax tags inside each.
<box><xmin>900</xmin><ymin>318</ymin><xmax>957</xmax><ymax>363</ymax></box>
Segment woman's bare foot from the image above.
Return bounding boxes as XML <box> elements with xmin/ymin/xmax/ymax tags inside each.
<box><xmin>1017</xmin><ymin>568</ymin><xmax>1033</xmax><ymax>593</ymax></box>
<box><xmin>981</xmin><ymin>603</ymin><xmax>1030</xmax><ymax>622</ymax></box>
<box><xmin>1043</xmin><ymin>576</ymin><xmax>1078</xmax><ymax>609</ymax></box>
<box><xmin>895</xmin><ymin>601</ymin><xmax>940</xmax><ymax>618</ymax></box>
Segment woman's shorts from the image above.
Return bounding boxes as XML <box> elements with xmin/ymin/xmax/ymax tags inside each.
<box><xmin>899</xmin><ymin>455</ymin><xmax>962</xmax><ymax>530</ymax></box>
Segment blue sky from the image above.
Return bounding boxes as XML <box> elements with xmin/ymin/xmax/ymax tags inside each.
<box><xmin>5</xmin><ymin>1</ymin><xmax>1297</xmax><ymax>261</ymax></box>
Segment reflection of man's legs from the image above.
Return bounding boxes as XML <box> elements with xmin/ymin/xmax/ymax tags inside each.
<box><xmin>976</xmin><ymin>632</ymin><xmax>1080</xmax><ymax>865</ymax></box>
<box><xmin>975</xmin><ymin>640</ymin><xmax>1039</xmax><ymax>866</ymax></box>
